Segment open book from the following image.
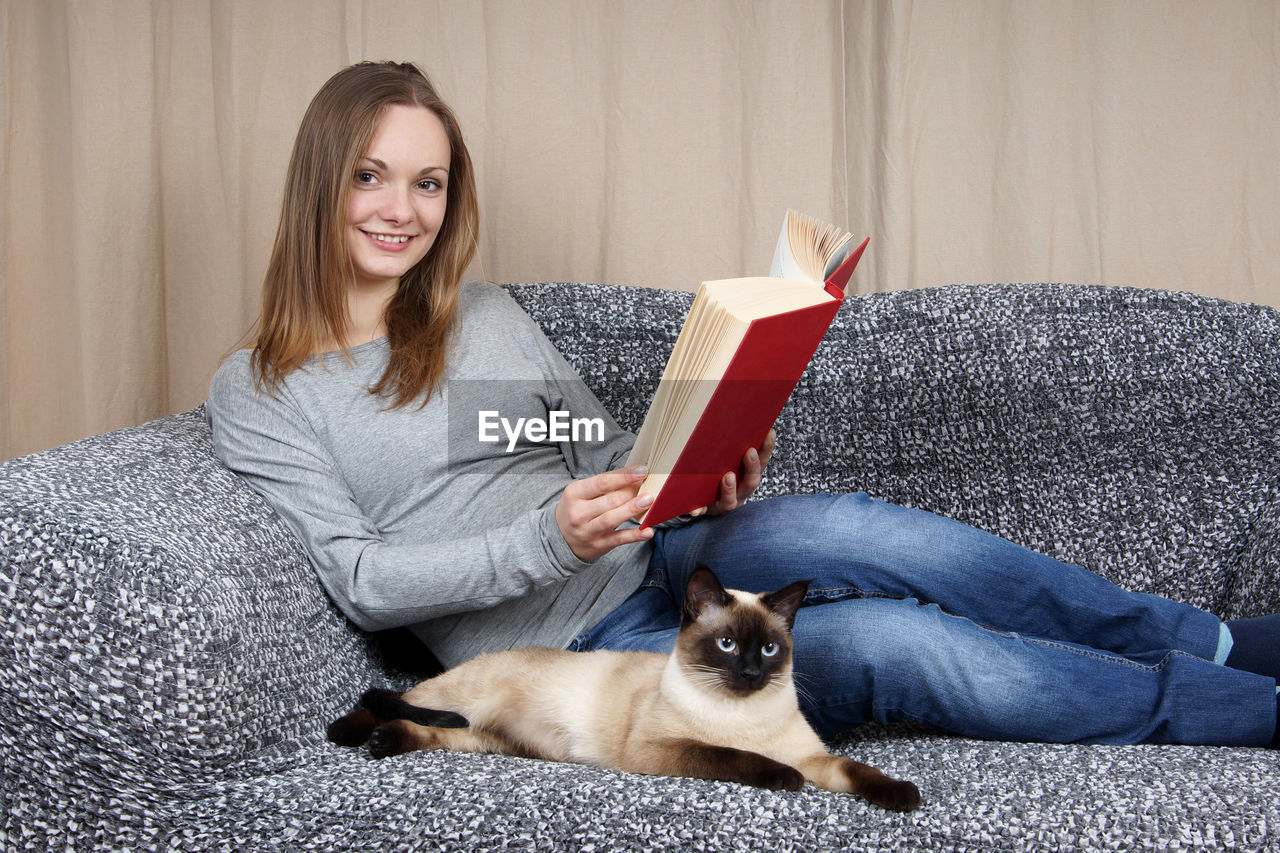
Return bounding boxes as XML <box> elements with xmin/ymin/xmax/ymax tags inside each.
<box><xmin>627</xmin><ymin>210</ymin><xmax>868</xmax><ymax>527</ymax></box>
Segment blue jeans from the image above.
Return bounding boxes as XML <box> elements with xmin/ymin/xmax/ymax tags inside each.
<box><xmin>571</xmin><ymin>493</ymin><xmax>1278</xmax><ymax>745</ymax></box>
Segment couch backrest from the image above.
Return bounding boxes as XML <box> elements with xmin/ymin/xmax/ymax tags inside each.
<box><xmin>508</xmin><ymin>282</ymin><xmax>1280</xmax><ymax>618</ymax></box>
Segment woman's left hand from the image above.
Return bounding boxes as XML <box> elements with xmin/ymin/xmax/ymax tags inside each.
<box><xmin>691</xmin><ymin>429</ymin><xmax>776</xmax><ymax>518</ymax></box>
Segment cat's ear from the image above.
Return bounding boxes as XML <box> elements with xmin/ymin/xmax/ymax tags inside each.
<box><xmin>762</xmin><ymin>580</ymin><xmax>810</xmax><ymax>630</ymax></box>
<box><xmin>682</xmin><ymin>566</ymin><xmax>732</xmax><ymax>626</ymax></box>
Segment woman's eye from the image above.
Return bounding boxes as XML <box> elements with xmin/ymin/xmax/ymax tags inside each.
<box><xmin>716</xmin><ymin>637</ymin><xmax>737</xmax><ymax>653</ymax></box>
<box><xmin>418</xmin><ymin>179</ymin><xmax>443</xmax><ymax>192</ymax></box>
<box><xmin>762</xmin><ymin>643</ymin><xmax>779</xmax><ymax>657</ymax></box>
<box><xmin>355</xmin><ymin>171</ymin><xmax>377</xmax><ymax>184</ymax></box>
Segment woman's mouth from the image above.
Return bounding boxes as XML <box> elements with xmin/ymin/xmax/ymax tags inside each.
<box><xmin>362</xmin><ymin>230</ymin><xmax>415</xmax><ymax>251</ymax></box>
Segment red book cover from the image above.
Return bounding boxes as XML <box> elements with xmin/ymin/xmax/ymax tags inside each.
<box><xmin>636</xmin><ymin>236</ymin><xmax>868</xmax><ymax>527</ymax></box>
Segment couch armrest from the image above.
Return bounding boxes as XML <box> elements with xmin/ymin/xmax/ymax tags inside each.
<box><xmin>1229</xmin><ymin>477</ymin><xmax>1280</xmax><ymax>618</ymax></box>
<box><xmin>0</xmin><ymin>410</ymin><xmax>390</xmax><ymax>828</ymax></box>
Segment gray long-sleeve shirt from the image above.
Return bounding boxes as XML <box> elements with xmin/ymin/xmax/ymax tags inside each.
<box><xmin>207</xmin><ymin>280</ymin><xmax>651</xmax><ymax>668</ymax></box>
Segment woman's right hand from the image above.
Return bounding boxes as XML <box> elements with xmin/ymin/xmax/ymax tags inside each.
<box><xmin>555</xmin><ymin>466</ymin><xmax>655</xmax><ymax>561</ymax></box>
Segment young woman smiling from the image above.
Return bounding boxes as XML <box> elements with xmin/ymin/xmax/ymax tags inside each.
<box><xmin>343</xmin><ymin>103</ymin><xmax>451</xmax><ymax>344</ymax></box>
<box><xmin>208</xmin><ymin>61</ymin><xmax>1280</xmax><ymax>748</ymax></box>
<box><xmin>249</xmin><ymin>63</ymin><xmax>478</xmax><ymax>408</ymax></box>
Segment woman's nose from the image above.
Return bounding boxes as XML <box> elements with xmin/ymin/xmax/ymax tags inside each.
<box><xmin>378</xmin><ymin>185</ymin><xmax>412</xmax><ymax>224</ymax></box>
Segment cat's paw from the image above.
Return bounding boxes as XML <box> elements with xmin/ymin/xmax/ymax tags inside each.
<box><xmin>861</xmin><ymin>777</ymin><xmax>921</xmax><ymax>812</ymax></box>
<box><xmin>753</xmin><ymin>762</ymin><xmax>806</xmax><ymax>792</ymax></box>
<box><xmin>327</xmin><ymin>708</ymin><xmax>378</xmax><ymax>747</ymax></box>
<box><xmin>368</xmin><ymin>720</ymin><xmax>417</xmax><ymax>759</ymax></box>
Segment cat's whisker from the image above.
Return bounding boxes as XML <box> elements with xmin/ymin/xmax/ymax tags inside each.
<box><xmin>681</xmin><ymin>663</ymin><xmax>726</xmax><ymax>679</ymax></box>
<box><xmin>790</xmin><ymin>676</ymin><xmax>817</xmax><ymax>706</ymax></box>
<box><xmin>680</xmin><ymin>666</ymin><xmax>729</xmax><ymax>691</ymax></box>
<box><xmin>791</xmin><ymin>668</ymin><xmax>819</xmax><ymax>697</ymax></box>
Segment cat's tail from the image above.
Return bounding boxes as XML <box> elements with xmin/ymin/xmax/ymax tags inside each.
<box><xmin>360</xmin><ymin>687</ymin><xmax>470</xmax><ymax>729</ymax></box>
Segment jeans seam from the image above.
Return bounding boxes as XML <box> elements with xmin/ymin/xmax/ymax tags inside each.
<box><xmin>810</xmin><ymin>590</ymin><xmax>1202</xmax><ymax>674</ymax></box>
<box><xmin>1019</xmin><ymin>636</ymin><xmax>1200</xmax><ymax>672</ymax></box>
<box><xmin>806</xmin><ymin>585</ymin><xmax>890</xmax><ymax>603</ymax></box>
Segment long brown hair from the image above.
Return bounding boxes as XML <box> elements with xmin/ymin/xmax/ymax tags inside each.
<box><xmin>252</xmin><ymin>61</ymin><xmax>478</xmax><ymax>408</ymax></box>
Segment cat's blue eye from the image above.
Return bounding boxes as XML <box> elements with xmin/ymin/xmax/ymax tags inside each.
<box><xmin>716</xmin><ymin>637</ymin><xmax>737</xmax><ymax>653</ymax></box>
<box><xmin>762</xmin><ymin>642</ymin><xmax>780</xmax><ymax>657</ymax></box>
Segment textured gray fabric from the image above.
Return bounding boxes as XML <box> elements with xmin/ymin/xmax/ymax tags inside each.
<box><xmin>3</xmin><ymin>282</ymin><xmax>1279</xmax><ymax>851</ymax></box>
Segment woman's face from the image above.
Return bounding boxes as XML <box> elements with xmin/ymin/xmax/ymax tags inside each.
<box><xmin>345</xmin><ymin>104</ymin><xmax>451</xmax><ymax>293</ymax></box>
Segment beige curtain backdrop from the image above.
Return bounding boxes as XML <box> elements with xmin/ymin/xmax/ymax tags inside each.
<box><xmin>3</xmin><ymin>0</ymin><xmax>1278</xmax><ymax>460</ymax></box>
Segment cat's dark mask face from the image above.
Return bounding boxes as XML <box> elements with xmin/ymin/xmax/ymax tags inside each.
<box><xmin>677</xmin><ymin>567</ymin><xmax>810</xmax><ymax>697</ymax></box>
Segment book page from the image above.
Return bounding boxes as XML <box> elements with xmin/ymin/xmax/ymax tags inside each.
<box><xmin>628</xmin><ymin>276</ymin><xmax>834</xmax><ymax>477</ymax></box>
<box><xmin>703</xmin><ymin>276</ymin><xmax>835</xmax><ymax>319</ymax></box>
<box><xmin>629</xmin><ymin>286</ymin><xmax>739</xmax><ymax>470</ymax></box>
<box><xmin>768</xmin><ymin>210</ymin><xmax>856</xmax><ymax>283</ymax></box>
<box><xmin>638</xmin><ymin>304</ymin><xmax>749</xmax><ymax>477</ymax></box>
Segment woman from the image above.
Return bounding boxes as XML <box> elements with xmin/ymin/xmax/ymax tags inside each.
<box><xmin>207</xmin><ymin>61</ymin><xmax>1279</xmax><ymax>746</ymax></box>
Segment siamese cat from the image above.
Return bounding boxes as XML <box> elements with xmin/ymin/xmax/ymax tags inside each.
<box><xmin>328</xmin><ymin>567</ymin><xmax>920</xmax><ymax>812</ymax></box>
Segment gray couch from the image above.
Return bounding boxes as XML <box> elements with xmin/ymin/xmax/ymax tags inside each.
<box><xmin>2</xmin><ymin>282</ymin><xmax>1278</xmax><ymax>852</ymax></box>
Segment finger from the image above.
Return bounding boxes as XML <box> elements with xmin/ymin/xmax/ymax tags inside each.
<box><xmin>560</xmin><ymin>481</ymin><xmax>643</xmax><ymax>530</ymax></box>
<box><xmin>593</xmin><ymin>524</ymin><xmax>655</xmax><ymax>554</ymax></box>
<box><xmin>561</xmin><ymin>487</ymin><xmax>640</xmax><ymax>533</ymax></box>
<box><xmin>564</xmin><ymin>519</ymin><xmax>654</xmax><ymax>562</ymax></box>
<box><xmin>582</xmin><ymin>501</ymin><xmax>656</xmax><ymax>554</ymax></box>
<box><xmin>739</xmin><ymin>447</ymin><xmax>762</xmax><ymax>493</ymax></box>
<box><xmin>758</xmin><ymin>429</ymin><xmax>777</xmax><ymax>465</ymax></box>
<box><xmin>568</xmin><ymin>465</ymin><xmax>648</xmax><ymax>501</ymax></box>
<box><xmin>717</xmin><ymin>470</ymin><xmax>739</xmax><ymax>511</ymax></box>
<box><xmin>579</xmin><ymin>486</ymin><xmax>654</xmax><ymax>534</ymax></box>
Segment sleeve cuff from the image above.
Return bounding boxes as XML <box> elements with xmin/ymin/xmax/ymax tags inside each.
<box><xmin>539</xmin><ymin>503</ymin><xmax>597</xmax><ymax>574</ymax></box>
